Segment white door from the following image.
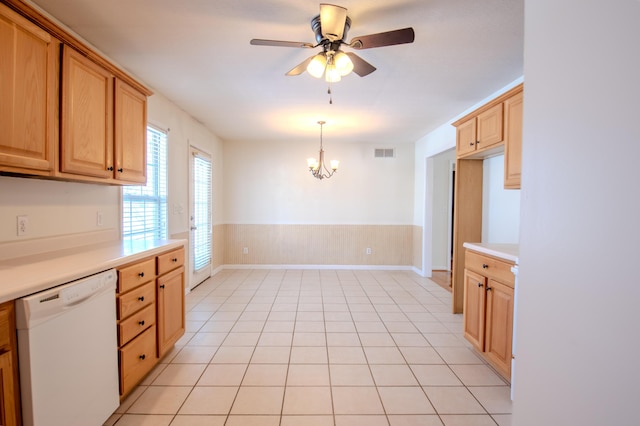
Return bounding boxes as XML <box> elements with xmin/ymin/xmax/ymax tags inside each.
<box><xmin>189</xmin><ymin>146</ymin><xmax>212</xmax><ymax>289</ymax></box>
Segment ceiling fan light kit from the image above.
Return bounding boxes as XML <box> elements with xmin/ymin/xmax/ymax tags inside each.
<box><xmin>250</xmin><ymin>3</ymin><xmax>415</xmax><ymax>83</ymax></box>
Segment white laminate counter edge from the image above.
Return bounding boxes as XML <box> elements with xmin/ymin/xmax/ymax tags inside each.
<box><xmin>0</xmin><ymin>239</ymin><xmax>186</xmax><ymax>303</ymax></box>
<box><xmin>463</xmin><ymin>242</ymin><xmax>519</xmax><ymax>264</ymax></box>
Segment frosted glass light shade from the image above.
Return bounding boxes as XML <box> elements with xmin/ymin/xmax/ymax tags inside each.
<box><xmin>307</xmin><ymin>54</ymin><xmax>327</xmax><ymax>78</ymax></box>
<box><xmin>325</xmin><ymin>64</ymin><xmax>341</xmax><ymax>82</ymax></box>
<box><xmin>334</xmin><ymin>51</ymin><xmax>353</xmax><ymax>76</ymax></box>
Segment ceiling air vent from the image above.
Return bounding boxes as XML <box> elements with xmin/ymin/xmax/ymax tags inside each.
<box><xmin>374</xmin><ymin>148</ymin><xmax>395</xmax><ymax>158</ymax></box>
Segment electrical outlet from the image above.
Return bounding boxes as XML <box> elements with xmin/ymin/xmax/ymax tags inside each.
<box><xmin>366</xmin><ymin>247</ymin><xmax>372</xmax><ymax>255</ymax></box>
<box><xmin>96</xmin><ymin>211</ymin><xmax>103</xmax><ymax>227</ymax></box>
<box><xmin>243</xmin><ymin>247</ymin><xmax>249</xmax><ymax>254</ymax></box>
<box><xmin>17</xmin><ymin>215</ymin><xmax>28</xmax><ymax>236</ymax></box>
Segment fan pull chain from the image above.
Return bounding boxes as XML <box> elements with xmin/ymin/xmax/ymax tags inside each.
<box><xmin>327</xmin><ymin>84</ymin><xmax>333</xmax><ymax>105</ymax></box>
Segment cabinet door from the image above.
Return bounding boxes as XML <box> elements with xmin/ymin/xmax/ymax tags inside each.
<box><xmin>485</xmin><ymin>279</ymin><xmax>514</xmax><ymax>378</ymax></box>
<box><xmin>463</xmin><ymin>269</ymin><xmax>486</xmax><ymax>351</ymax></box>
<box><xmin>504</xmin><ymin>90</ymin><xmax>523</xmax><ymax>189</ymax></box>
<box><xmin>157</xmin><ymin>267</ymin><xmax>185</xmax><ymax>357</ymax></box>
<box><xmin>476</xmin><ymin>102</ymin><xmax>503</xmax><ymax>150</ymax></box>
<box><xmin>60</xmin><ymin>46</ymin><xmax>114</xmax><ymax>178</ymax></box>
<box><xmin>115</xmin><ymin>79</ymin><xmax>147</xmax><ymax>183</ymax></box>
<box><xmin>0</xmin><ymin>4</ymin><xmax>57</xmax><ymax>175</ymax></box>
<box><xmin>456</xmin><ymin>118</ymin><xmax>477</xmax><ymax>157</ymax></box>
<box><xmin>0</xmin><ymin>351</ymin><xmax>18</xmax><ymax>426</ymax></box>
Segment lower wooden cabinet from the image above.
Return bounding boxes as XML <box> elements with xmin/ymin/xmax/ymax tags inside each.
<box><xmin>116</xmin><ymin>247</ymin><xmax>185</xmax><ymax>398</ymax></box>
<box><xmin>0</xmin><ymin>301</ymin><xmax>20</xmax><ymax>426</ymax></box>
<box><xmin>463</xmin><ymin>249</ymin><xmax>515</xmax><ymax>380</ymax></box>
<box><xmin>157</xmin><ymin>266</ymin><xmax>185</xmax><ymax>358</ymax></box>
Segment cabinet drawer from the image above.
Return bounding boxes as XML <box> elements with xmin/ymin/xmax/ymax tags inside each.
<box><xmin>118</xmin><ymin>303</ymin><xmax>156</xmax><ymax>346</ymax></box>
<box><xmin>117</xmin><ymin>281</ymin><xmax>155</xmax><ymax>319</ymax></box>
<box><xmin>119</xmin><ymin>325</ymin><xmax>157</xmax><ymax>396</ymax></box>
<box><xmin>157</xmin><ymin>247</ymin><xmax>185</xmax><ymax>276</ymax></box>
<box><xmin>465</xmin><ymin>250</ymin><xmax>515</xmax><ymax>287</ymax></box>
<box><xmin>118</xmin><ymin>258</ymin><xmax>156</xmax><ymax>293</ymax></box>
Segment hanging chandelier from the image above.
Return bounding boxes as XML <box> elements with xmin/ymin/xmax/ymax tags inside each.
<box><xmin>307</xmin><ymin>121</ymin><xmax>339</xmax><ymax>180</ymax></box>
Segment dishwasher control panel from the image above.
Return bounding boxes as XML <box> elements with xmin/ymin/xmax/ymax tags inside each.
<box><xmin>61</xmin><ymin>269</ymin><xmax>116</xmax><ymax>305</ymax></box>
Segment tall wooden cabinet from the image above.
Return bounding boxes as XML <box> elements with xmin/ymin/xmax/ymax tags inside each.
<box><xmin>0</xmin><ymin>3</ymin><xmax>58</xmax><ymax>176</ymax></box>
<box><xmin>0</xmin><ymin>0</ymin><xmax>152</xmax><ymax>185</ymax></box>
<box><xmin>451</xmin><ymin>83</ymin><xmax>523</xmax><ymax>314</ymax></box>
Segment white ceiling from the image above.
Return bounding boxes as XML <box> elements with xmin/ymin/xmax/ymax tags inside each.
<box><xmin>31</xmin><ymin>0</ymin><xmax>523</xmax><ymax>145</ymax></box>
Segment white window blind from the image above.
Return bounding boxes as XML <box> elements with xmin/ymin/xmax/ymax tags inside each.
<box><xmin>122</xmin><ymin>127</ymin><xmax>168</xmax><ymax>241</ymax></box>
<box><xmin>192</xmin><ymin>153</ymin><xmax>212</xmax><ymax>271</ymax></box>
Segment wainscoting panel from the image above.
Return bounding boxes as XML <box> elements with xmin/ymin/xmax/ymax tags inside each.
<box><xmin>224</xmin><ymin>224</ymin><xmax>416</xmax><ymax>266</ymax></box>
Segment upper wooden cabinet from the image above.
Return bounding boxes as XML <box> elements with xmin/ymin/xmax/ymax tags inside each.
<box><xmin>115</xmin><ymin>79</ymin><xmax>147</xmax><ymax>183</ymax></box>
<box><xmin>504</xmin><ymin>90</ymin><xmax>523</xmax><ymax>189</ymax></box>
<box><xmin>456</xmin><ymin>103</ymin><xmax>504</xmax><ymax>157</ymax></box>
<box><xmin>60</xmin><ymin>46</ymin><xmax>115</xmax><ymax>179</ymax></box>
<box><xmin>0</xmin><ymin>3</ymin><xmax>58</xmax><ymax>176</ymax></box>
<box><xmin>0</xmin><ymin>0</ymin><xmax>152</xmax><ymax>185</ymax></box>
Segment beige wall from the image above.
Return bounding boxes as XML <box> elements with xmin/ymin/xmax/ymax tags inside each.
<box><xmin>223</xmin><ymin>224</ymin><xmax>416</xmax><ymax>267</ymax></box>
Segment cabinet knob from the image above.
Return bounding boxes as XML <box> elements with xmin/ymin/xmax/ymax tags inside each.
<box><xmin>486</xmin><ymin>287</ymin><xmax>492</xmax><ymax>292</ymax></box>
<box><xmin>138</xmin><ymin>272</ymin><xmax>145</xmax><ymax>277</ymax></box>
<box><xmin>138</xmin><ymin>320</ymin><xmax>145</xmax><ymax>326</ymax></box>
<box><xmin>482</xmin><ymin>264</ymin><xmax>489</xmax><ymax>269</ymax></box>
<box><xmin>172</xmin><ymin>258</ymin><xmax>178</xmax><ymax>262</ymax></box>
<box><xmin>476</xmin><ymin>140</ymin><xmax>480</xmax><ymax>145</ymax></box>
<box><xmin>107</xmin><ymin>166</ymin><xmax>114</xmax><ymax>171</ymax></box>
<box><xmin>117</xmin><ymin>168</ymin><xmax>123</xmax><ymax>173</ymax></box>
<box><xmin>159</xmin><ymin>284</ymin><xmax>165</xmax><ymax>289</ymax></box>
<box><xmin>138</xmin><ymin>296</ymin><xmax>144</xmax><ymax>302</ymax></box>
<box><xmin>139</xmin><ymin>354</ymin><xmax>146</xmax><ymax>360</ymax></box>
<box><xmin>477</xmin><ymin>282</ymin><xmax>483</xmax><ymax>288</ymax></box>
<box><xmin>469</xmin><ymin>142</ymin><xmax>474</xmax><ymax>146</ymax></box>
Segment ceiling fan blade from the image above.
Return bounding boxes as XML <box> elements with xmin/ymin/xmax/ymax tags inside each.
<box><xmin>349</xmin><ymin>27</ymin><xmax>415</xmax><ymax>49</ymax></box>
<box><xmin>285</xmin><ymin>56</ymin><xmax>314</xmax><ymax>76</ymax></box>
<box><xmin>320</xmin><ymin>3</ymin><xmax>348</xmax><ymax>41</ymax></box>
<box><xmin>250</xmin><ymin>39</ymin><xmax>314</xmax><ymax>48</ymax></box>
<box><xmin>346</xmin><ymin>52</ymin><xmax>376</xmax><ymax>77</ymax></box>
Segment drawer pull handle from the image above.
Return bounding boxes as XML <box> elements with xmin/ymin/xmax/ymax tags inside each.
<box><xmin>172</xmin><ymin>258</ymin><xmax>178</xmax><ymax>262</ymax></box>
<box><xmin>138</xmin><ymin>272</ymin><xmax>145</xmax><ymax>277</ymax></box>
<box><xmin>138</xmin><ymin>296</ymin><xmax>144</xmax><ymax>302</ymax></box>
<box><xmin>482</xmin><ymin>264</ymin><xmax>488</xmax><ymax>269</ymax></box>
<box><xmin>138</xmin><ymin>320</ymin><xmax>145</xmax><ymax>326</ymax></box>
<box><xmin>139</xmin><ymin>354</ymin><xmax>146</xmax><ymax>360</ymax></box>
<box><xmin>477</xmin><ymin>282</ymin><xmax>483</xmax><ymax>288</ymax></box>
<box><xmin>159</xmin><ymin>284</ymin><xmax>165</xmax><ymax>289</ymax></box>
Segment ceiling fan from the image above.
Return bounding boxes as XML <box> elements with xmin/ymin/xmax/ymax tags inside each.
<box><xmin>250</xmin><ymin>3</ymin><xmax>415</xmax><ymax>82</ymax></box>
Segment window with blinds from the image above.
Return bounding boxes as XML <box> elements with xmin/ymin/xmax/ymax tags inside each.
<box><xmin>192</xmin><ymin>152</ymin><xmax>212</xmax><ymax>272</ymax></box>
<box><xmin>122</xmin><ymin>127</ymin><xmax>168</xmax><ymax>241</ymax></box>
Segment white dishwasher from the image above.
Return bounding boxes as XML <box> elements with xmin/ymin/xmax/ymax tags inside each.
<box><xmin>16</xmin><ymin>268</ymin><xmax>120</xmax><ymax>426</ymax></box>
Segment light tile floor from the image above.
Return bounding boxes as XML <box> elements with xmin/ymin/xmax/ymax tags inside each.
<box><xmin>106</xmin><ymin>269</ymin><xmax>511</xmax><ymax>426</ymax></box>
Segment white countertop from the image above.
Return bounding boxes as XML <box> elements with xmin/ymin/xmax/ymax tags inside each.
<box><xmin>0</xmin><ymin>239</ymin><xmax>186</xmax><ymax>303</ymax></box>
<box><xmin>463</xmin><ymin>242</ymin><xmax>519</xmax><ymax>264</ymax></box>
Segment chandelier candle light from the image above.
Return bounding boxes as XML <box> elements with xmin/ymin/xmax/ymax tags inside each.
<box><xmin>307</xmin><ymin>121</ymin><xmax>339</xmax><ymax>180</ymax></box>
